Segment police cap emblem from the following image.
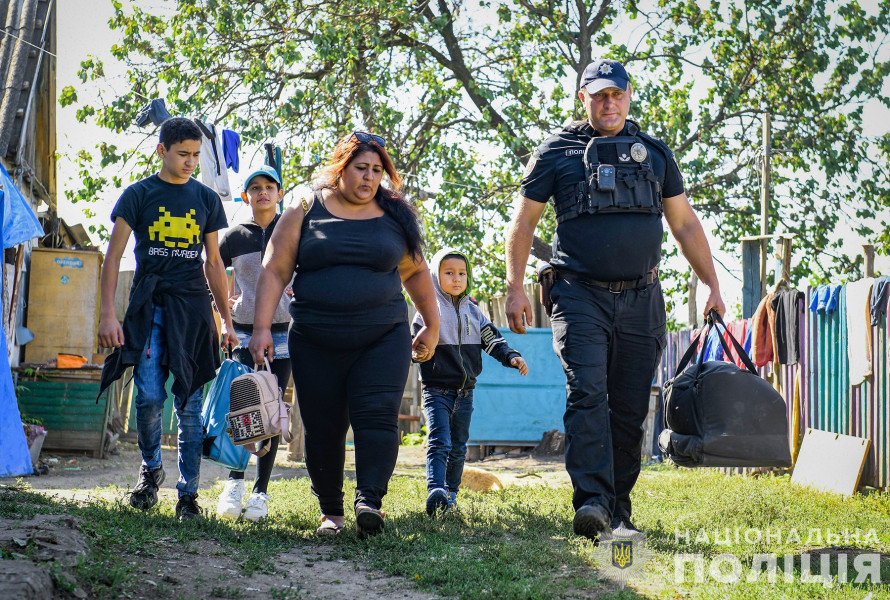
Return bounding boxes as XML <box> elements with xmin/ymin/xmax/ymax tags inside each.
<box><xmin>630</xmin><ymin>143</ymin><xmax>647</xmax><ymax>162</ymax></box>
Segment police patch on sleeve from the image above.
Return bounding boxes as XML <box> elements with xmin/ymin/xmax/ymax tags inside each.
<box><xmin>522</xmin><ymin>154</ymin><xmax>539</xmax><ymax>180</ymax></box>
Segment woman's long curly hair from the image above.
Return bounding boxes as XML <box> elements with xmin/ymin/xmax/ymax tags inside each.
<box><xmin>316</xmin><ymin>134</ymin><xmax>424</xmax><ymax>261</ymax></box>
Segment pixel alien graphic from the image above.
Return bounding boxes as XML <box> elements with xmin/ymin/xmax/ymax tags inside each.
<box><xmin>149</xmin><ymin>207</ymin><xmax>201</xmax><ymax>248</ymax></box>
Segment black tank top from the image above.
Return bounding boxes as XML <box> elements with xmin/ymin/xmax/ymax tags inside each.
<box><xmin>289</xmin><ymin>190</ymin><xmax>408</xmax><ymax>325</ymax></box>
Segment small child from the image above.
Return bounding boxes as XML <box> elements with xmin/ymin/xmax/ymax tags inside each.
<box><xmin>412</xmin><ymin>248</ymin><xmax>528</xmax><ymax>515</ymax></box>
<box><xmin>215</xmin><ymin>165</ymin><xmax>293</xmax><ymax>521</ymax></box>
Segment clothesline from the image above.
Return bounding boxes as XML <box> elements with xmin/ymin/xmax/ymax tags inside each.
<box><xmin>0</xmin><ymin>28</ymin><xmax>57</xmax><ymax>58</ymax></box>
<box><xmin>112</xmin><ymin>87</ymin><xmax>511</xmax><ymax>197</ymax></box>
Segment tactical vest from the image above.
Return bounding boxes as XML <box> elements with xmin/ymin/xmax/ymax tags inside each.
<box><xmin>554</xmin><ymin>122</ymin><xmax>664</xmax><ymax>224</ymax></box>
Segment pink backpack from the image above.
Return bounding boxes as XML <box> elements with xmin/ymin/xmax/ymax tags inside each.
<box><xmin>226</xmin><ymin>358</ymin><xmax>293</xmax><ymax>456</ymax></box>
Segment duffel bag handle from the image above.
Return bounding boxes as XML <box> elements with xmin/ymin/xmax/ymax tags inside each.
<box><xmin>674</xmin><ymin>327</ymin><xmax>706</xmax><ymax>374</ymax></box>
<box><xmin>706</xmin><ymin>310</ymin><xmax>758</xmax><ymax>375</ymax></box>
<box><xmin>674</xmin><ymin>310</ymin><xmax>757</xmax><ymax>376</ymax></box>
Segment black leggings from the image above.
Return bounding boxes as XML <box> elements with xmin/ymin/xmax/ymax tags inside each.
<box><xmin>289</xmin><ymin>321</ymin><xmax>411</xmax><ymax>516</ymax></box>
<box><xmin>227</xmin><ymin>348</ymin><xmax>292</xmax><ymax>495</ymax></box>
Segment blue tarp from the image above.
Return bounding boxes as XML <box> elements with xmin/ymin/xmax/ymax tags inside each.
<box><xmin>0</xmin><ymin>314</ymin><xmax>31</xmax><ymax>477</ymax></box>
<box><xmin>0</xmin><ymin>168</ymin><xmax>43</xmax><ymax>477</ymax></box>
<box><xmin>0</xmin><ymin>163</ymin><xmax>44</xmax><ymax>248</ymax></box>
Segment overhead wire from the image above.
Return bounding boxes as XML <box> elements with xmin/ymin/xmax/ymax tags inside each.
<box><xmin>0</xmin><ymin>27</ymin><xmax>57</xmax><ymax>58</ymax></box>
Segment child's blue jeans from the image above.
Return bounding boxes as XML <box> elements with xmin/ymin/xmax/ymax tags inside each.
<box><xmin>133</xmin><ymin>305</ymin><xmax>203</xmax><ymax>498</ymax></box>
<box><xmin>423</xmin><ymin>386</ymin><xmax>474</xmax><ymax>493</ymax></box>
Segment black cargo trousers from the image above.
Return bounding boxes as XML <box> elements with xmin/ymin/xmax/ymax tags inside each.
<box><xmin>549</xmin><ymin>275</ymin><xmax>666</xmax><ymax>522</ymax></box>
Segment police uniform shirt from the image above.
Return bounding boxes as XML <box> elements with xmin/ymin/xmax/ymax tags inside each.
<box><xmin>520</xmin><ymin>121</ymin><xmax>684</xmax><ymax>281</ymax></box>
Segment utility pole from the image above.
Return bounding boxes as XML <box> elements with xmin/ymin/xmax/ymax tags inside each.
<box><xmin>759</xmin><ymin>113</ymin><xmax>772</xmax><ymax>300</ymax></box>
<box><xmin>864</xmin><ymin>244</ymin><xmax>875</xmax><ymax>277</ymax></box>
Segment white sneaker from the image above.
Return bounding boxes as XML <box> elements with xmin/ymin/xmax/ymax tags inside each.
<box><xmin>243</xmin><ymin>492</ymin><xmax>270</xmax><ymax>521</ymax></box>
<box><xmin>216</xmin><ymin>479</ymin><xmax>245</xmax><ymax>518</ymax></box>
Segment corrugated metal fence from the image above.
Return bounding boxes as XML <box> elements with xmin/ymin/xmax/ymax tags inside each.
<box><xmin>661</xmin><ymin>285</ymin><xmax>888</xmax><ymax>489</ymax></box>
<box><xmin>482</xmin><ymin>282</ymin><xmax>888</xmax><ymax>489</ymax></box>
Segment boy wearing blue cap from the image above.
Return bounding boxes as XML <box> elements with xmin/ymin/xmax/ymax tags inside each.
<box><xmin>216</xmin><ymin>165</ymin><xmax>293</xmax><ymax>521</ymax></box>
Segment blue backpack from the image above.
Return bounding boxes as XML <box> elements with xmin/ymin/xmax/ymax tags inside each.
<box><xmin>201</xmin><ymin>358</ymin><xmax>251</xmax><ymax>471</ymax></box>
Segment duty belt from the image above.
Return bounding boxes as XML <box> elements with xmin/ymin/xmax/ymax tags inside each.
<box><xmin>555</xmin><ymin>267</ymin><xmax>658</xmax><ymax>293</ymax></box>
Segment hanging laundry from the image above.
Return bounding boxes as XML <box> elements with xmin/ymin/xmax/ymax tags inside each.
<box><xmin>700</xmin><ymin>324</ymin><xmax>725</xmax><ymax>362</ymax></box>
<box><xmin>193</xmin><ymin>119</ymin><xmax>232</xmax><ymax>200</ymax></box>
<box><xmin>742</xmin><ymin>319</ymin><xmax>753</xmax><ymax>357</ymax></box>
<box><xmin>723</xmin><ymin>318</ymin><xmax>748</xmax><ymax>368</ymax></box>
<box><xmin>771</xmin><ymin>287</ymin><xmax>804</xmax><ymax>365</ymax></box>
<box><xmin>135</xmin><ymin>98</ymin><xmax>173</xmax><ymax>128</ymax></box>
<box><xmin>809</xmin><ymin>283</ymin><xmax>842</xmax><ymax>313</ymax></box>
<box><xmin>750</xmin><ymin>292</ymin><xmax>775</xmax><ymax>368</ymax></box>
<box><xmin>846</xmin><ymin>278</ymin><xmax>874</xmax><ymax>386</ymax></box>
<box><xmin>222</xmin><ymin>130</ymin><xmax>240</xmax><ymax>173</ymax></box>
<box><xmin>870</xmin><ymin>276</ymin><xmax>890</xmax><ymax>326</ymax></box>
<box><xmin>264</xmin><ymin>143</ymin><xmax>283</xmax><ymax>181</ymax></box>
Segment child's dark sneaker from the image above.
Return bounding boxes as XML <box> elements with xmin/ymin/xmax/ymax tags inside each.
<box><xmin>355</xmin><ymin>504</ymin><xmax>385</xmax><ymax>538</ymax></box>
<box><xmin>129</xmin><ymin>465</ymin><xmax>165</xmax><ymax>510</ymax></box>
<box><xmin>425</xmin><ymin>488</ymin><xmax>449</xmax><ymax>516</ymax></box>
<box><xmin>175</xmin><ymin>494</ymin><xmax>203</xmax><ymax>522</ymax></box>
<box><xmin>446</xmin><ymin>491</ymin><xmax>458</xmax><ymax>512</ymax></box>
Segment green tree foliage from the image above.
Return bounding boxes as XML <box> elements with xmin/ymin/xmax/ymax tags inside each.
<box><xmin>66</xmin><ymin>0</ymin><xmax>890</xmax><ymax>299</ymax></box>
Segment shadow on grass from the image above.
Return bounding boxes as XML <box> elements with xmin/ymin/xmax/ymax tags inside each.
<box><xmin>1</xmin><ymin>484</ymin><xmax>308</xmax><ymax>598</ymax></box>
<box><xmin>337</xmin><ymin>483</ymin><xmax>652</xmax><ymax>600</ymax></box>
<box><xmin>2</xmin><ymin>481</ymin><xmax>651</xmax><ymax>599</ymax></box>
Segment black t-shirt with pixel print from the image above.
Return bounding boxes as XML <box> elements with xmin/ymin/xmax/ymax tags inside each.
<box><xmin>111</xmin><ymin>174</ymin><xmax>228</xmax><ymax>284</ymax></box>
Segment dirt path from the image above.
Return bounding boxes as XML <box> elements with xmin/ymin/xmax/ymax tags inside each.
<box><xmin>1</xmin><ymin>443</ymin><xmax>571</xmax><ymax>599</ymax></box>
<box><xmin>5</xmin><ymin>443</ymin><xmax>569</xmax><ymax>501</ymax></box>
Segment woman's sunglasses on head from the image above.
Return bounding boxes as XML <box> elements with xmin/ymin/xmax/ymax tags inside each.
<box><xmin>351</xmin><ymin>131</ymin><xmax>386</xmax><ymax>147</ymax></box>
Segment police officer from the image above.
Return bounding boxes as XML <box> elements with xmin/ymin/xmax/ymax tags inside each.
<box><xmin>505</xmin><ymin>59</ymin><xmax>725</xmax><ymax>540</ymax></box>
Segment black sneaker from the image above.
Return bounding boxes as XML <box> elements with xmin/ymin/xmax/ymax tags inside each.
<box><xmin>425</xmin><ymin>488</ymin><xmax>449</xmax><ymax>516</ymax></box>
<box><xmin>129</xmin><ymin>466</ymin><xmax>165</xmax><ymax>510</ymax></box>
<box><xmin>572</xmin><ymin>503</ymin><xmax>610</xmax><ymax>540</ymax></box>
<box><xmin>175</xmin><ymin>494</ymin><xmax>203</xmax><ymax>522</ymax></box>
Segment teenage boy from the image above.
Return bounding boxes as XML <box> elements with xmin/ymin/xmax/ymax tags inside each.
<box><xmin>98</xmin><ymin>117</ymin><xmax>238</xmax><ymax>522</ymax></box>
<box><xmin>215</xmin><ymin>165</ymin><xmax>293</xmax><ymax>521</ymax></box>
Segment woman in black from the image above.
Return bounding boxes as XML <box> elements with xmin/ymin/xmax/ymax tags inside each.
<box><xmin>249</xmin><ymin>132</ymin><xmax>439</xmax><ymax>537</ymax></box>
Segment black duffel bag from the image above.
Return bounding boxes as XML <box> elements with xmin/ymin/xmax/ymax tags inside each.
<box><xmin>659</xmin><ymin>310</ymin><xmax>792</xmax><ymax>468</ymax></box>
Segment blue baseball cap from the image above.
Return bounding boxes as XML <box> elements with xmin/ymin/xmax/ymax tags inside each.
<box><xmin>580</xmin><ymin>59</ymin><xmax>631</xmax><ymax>94</ymax></box>
<box><xmin>242</xmin><ymin>165</ymin><xmax>282</xmax><ymax>192</ymax></box>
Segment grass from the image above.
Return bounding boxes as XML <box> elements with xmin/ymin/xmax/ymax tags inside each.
<box><xmin>2</xmin><ymin>463</ymin><xmax>889</xmax><ymax>599</ymax></box>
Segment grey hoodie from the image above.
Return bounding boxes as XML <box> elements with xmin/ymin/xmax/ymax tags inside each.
<box><xmin>411</xmin><ymin>247</ymin><xmax>520</xmax><ymax>390</ymax></box>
